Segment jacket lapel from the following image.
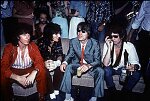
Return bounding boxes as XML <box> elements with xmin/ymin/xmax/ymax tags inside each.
<box><xmin>75</xmin><ymin>39</ymin><xmax>82</xmax><ymax>55</ymax></box>
<box><xmin>84</xmin><ymin>39</ymin><xmax>92</xmax><ymax>54</ymax></box>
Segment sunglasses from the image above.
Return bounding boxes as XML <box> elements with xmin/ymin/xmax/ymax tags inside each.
<box><xmin>110</xmin><ymin>35</ymin><xmax>119</xmax><ymax>38</ymax></box>
<box><xmin>77</xmin><ymin>29</ymin><xmax>86</xmax><ymax>33</ymax></box>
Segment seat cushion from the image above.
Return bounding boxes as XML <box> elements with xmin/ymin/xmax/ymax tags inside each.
<box><xmin>72</xmin><ymin>73</ymin><xmax>94</xmax><ymax>87</ymax></box>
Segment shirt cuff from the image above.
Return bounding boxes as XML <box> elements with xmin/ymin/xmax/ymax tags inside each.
<box><xmin>132</xmin><ymin>23</ymin><xmax>140</xmax><ymax>29</ymax></box>
<box><xmin>62</xmin><ymin>61</ymin><xmax>68</xmax><ymax>65</ymax></box>
<box><xmin>56</xmin><ymin>60</ymin><xmax>61</xmax><ymax>67</ymax></box>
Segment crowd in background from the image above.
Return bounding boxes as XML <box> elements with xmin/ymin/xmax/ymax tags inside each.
<box><xmin>1</xmin><ymin>0</ymin><xmax>149</xmax><ymax>101</ymax></box>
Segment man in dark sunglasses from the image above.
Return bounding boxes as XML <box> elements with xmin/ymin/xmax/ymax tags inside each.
<box><xmin>102</xmin><ymin>17</ymin><xmax>141</xmax><ymax>100</ymax></box>
<box><xmin>60</xmin><ymin>22</ymin><xmax>104</xmax><ymax>101</ymax></box>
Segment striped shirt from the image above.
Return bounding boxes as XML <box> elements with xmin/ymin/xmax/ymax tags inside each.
<box><xmin>12</xmin><ymin>46</ymin><xmax>33</xmax><ymax>69</ymax></box>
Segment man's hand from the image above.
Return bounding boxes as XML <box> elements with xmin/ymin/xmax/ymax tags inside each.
<box><xmin>25</xmin><ymin>71</ymin><xmax>37</xmax><ymax>86</ymax></box>
<box><xmin>98</xmin><ymin>24</ymin><xmax>105</xmax><ymax>32</ymax></box>
<box><xmin>80</xmin><ymin>64</ymin><xmax>90</xmax><ymax>73</ymax></box>
<box><xmin>105</xmin><ymin>36</ymin><xmax>113</xmax><ymax>48</ymax></box>
<box><xmin>11</xmin><ymin>73</ymin><xmax>30</xmax><ymax>87</ymax></box>
<box><xmin>126</xmin><ymin>63</ymin><xmax>135</xmax><ymax>72</ymax></box>
<box><xmin>60</xmin><ymin>63</ymin><xmax>67</xmax><ymax>72</ymax></box>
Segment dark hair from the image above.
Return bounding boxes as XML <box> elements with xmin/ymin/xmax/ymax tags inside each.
<box><xmin>12</xmin><ymin>23</ymin><xmax>33</xmax><ymax>46</ymax></box>
<box><xmin>77</xmin><ymin>22</ymin><xmax>91</xmax><ymax>38</ymax></box>
<box><xmin>43</xmin><ymin>23</ymin><xmax>61</xmax><ymax>40</ymax></box>
<box><xmin>38</xmin><ymin>10</ymin><xmax>50</xmax><ymax>20</ymax></box>
<box><xmin>107</xmin><ymin>15</ymin><xmax>128</xmax><ymax>40</ymax></box>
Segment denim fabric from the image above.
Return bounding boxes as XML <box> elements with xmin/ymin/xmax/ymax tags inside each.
<box><xmin>1</xmin><ymin>20</ymin><xmax>5</xmax><ymax>47</ymax></box>
<box><xmin>70</xmin><ymin>1</ymin><xmax>87</xmax><ymax>18</ymax></box>
<box><xmin>60</xmin><ymin>64</ymin><xmax>104</xmax><ymax>97</ymax></box>
<box><xmin>104</xmin><ymin>66</ymin><xmax>141</xmax><ymax>91</ymax></box>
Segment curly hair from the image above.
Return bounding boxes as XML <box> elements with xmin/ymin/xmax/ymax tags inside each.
<box><xmin>43</xmin><ymin>23</ymin><xmax>61</xmax><ymax>41</ymax></box>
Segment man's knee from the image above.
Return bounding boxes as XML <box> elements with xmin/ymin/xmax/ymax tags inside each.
<box><xmin>96</xmin><ymin>67</ymin><xmax>104</xmax><ymax>77</ymax></box>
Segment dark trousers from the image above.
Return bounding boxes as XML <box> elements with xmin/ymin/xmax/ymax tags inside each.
<box><xmin>135</xmin><ymin>30</ymin><xmax>150</xmax><ymax>93</ymax></box>
<box><xmin>46</xmin><ymin>67</ymin><xmax>63</xmax><ymax>94</ymax></box>
<box><xmin>104</xmin><ymin>66</ymin><xmax>141</xmax><ymax>91</ymax></box>
<box><xmin>60</xmin><ymin>64</ymin><xmax>104</xmax><ymax>97</ymax></box>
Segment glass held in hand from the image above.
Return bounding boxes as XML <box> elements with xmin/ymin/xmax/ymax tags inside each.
<box><xmin>77</xmin><ymin>67</ymin><xmax>82</xmax><ymax>78</ymax></box>
<box><xmin>126</xmin><ymin>62</ymin><xmax>135</xmax><ymax>72</ymax></box>
<box><xmin>119</xmin><ymin>67</ymin><xmax>127</xmax><ymax>84</ymax></box>
<box><xmin>45</xmin><ymin>60</ymin><xmax>55</xmax><ymax>71</ymax></box>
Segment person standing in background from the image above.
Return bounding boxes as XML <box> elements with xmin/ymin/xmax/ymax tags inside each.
<box><xmin>1</xmin><ymin>0</ymin><xmax>15</xmax><ymax>44</ymax></box>
<box><xmin>68</xmin><ymin>0</ymin><xmax>88</xmax><ymax>39</ymax></box>
<box><xmin>86</xmin><ymin>1</ymin><xmax>112</xmax><ymax>44</ymax></box>
<box><xmin>13</xmin><ymin>1</ymin><xmax>35</xmax><ymax>37</ymax></box>
<box><xmin>127</xmin><ymin>1</ymin><xmax>150</xmax><ymax>97</ymax></box>
<box><xmin>51</xmin><ymin>1</ymin><xmax>69</xmax><ymax>39</ymax></box>
<box><xmin>33</xmin><ymin>11</ymin><xmax>50</xmax><ymax>43</ymax></box>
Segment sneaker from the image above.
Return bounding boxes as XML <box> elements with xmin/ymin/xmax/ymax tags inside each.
<box><xmin>50</xmin><ymin>93</ymin><xmax>56</xmax><ymax>99</ymax></box>
<box><xmin>64</xmin><ymin>97</ymin><xmax>74</xmax><ymax>101</ymax></box>
<box><xmin>54</xmin><ymin>90</ymin><xmax>59</xmax><ymax>95</ymax></box>
<box><xmin>89</xmin><ymin>97</ymin><xmax>97</xmax><ymax>101</ymax></box>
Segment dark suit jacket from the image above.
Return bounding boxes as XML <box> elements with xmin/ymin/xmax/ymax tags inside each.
<box><xmin>65</xmin><ymin>38</ymin><xmax>101</xmax><ymax>67</ymax></box>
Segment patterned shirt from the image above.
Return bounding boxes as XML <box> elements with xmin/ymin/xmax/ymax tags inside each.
<box><xmin>51</xmin><ymin>1</ymin><xmax>66</xmax><ymax>18</ymax></box>
<box><xmin>37</xmin><ymin>37</ymin><xmax>63</xmax><ymax>61</ymax></box>
<box><xmin>86</xmin><ymin>1</ymin><xmax>112</xmax><ymax>24</ymax></box>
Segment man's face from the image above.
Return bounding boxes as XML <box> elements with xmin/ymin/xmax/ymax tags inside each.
<box><xmin>18</xmin><ymin>33</ymin><xmax>30</xmax><ymax>45</ymax></box>
<box><xmin>77</xmin><ymin>29</ymin><xmax>88</xmax><ymax>41</ymax></box>
<box><xmin>52</xmin><ymin>33</ymin><xmax>60</xmax><ymax>42</ymax></box>
<box><xmin>111</xmin><ymin>33</ymin><xmax>121</xmax><ymax>45</ymax></box>
<box><xmin>39</xmin><ymin>13</ymin><xmax>47</xmax><ymax>24</ymax></box>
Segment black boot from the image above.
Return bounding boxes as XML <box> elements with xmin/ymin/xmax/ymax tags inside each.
<box><xmin>107</xmin><ymin>86</ymin><xmax>117</xmax><ymax>101</ymax></box>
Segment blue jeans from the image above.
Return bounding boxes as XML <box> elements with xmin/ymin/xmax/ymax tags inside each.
<box><xmin>60</xmin><ymin>64</ymin><xmax>104</xmax><ymax>97</ymax></box>
<box><xmin>104</xmin><ymin>66</ymin><xmax>141</xmax><ymax>91</ymax></box>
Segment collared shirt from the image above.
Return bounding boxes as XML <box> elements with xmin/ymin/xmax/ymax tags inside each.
<box><xmin>37</xmin><ymin>37</ymin><xmax>63</xmax><ymax>61</ymax></box>
<box><xmin>132</xmin><ymin>1</ymin><xmax>150</xmax><ymax>31</ymax></box>
<box><xmin>63</xmin><ymin>40</ymin><xmax>88</xmax><ymax>65</ymax></box>
<box><xmin>102</xmin><ymin>42</ymin><xmax>141</xmax><ymax>70</ymax></box>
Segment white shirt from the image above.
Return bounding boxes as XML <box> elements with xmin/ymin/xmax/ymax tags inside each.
<box><xmin>102</xmin><ymin>42</ymin><xmax>141</xmax><ymax>70</ymax></box>
<box><xmin>63</xmin><ymin>41</ymin><xmax>88</xmax><ymax>65</ymax></box>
